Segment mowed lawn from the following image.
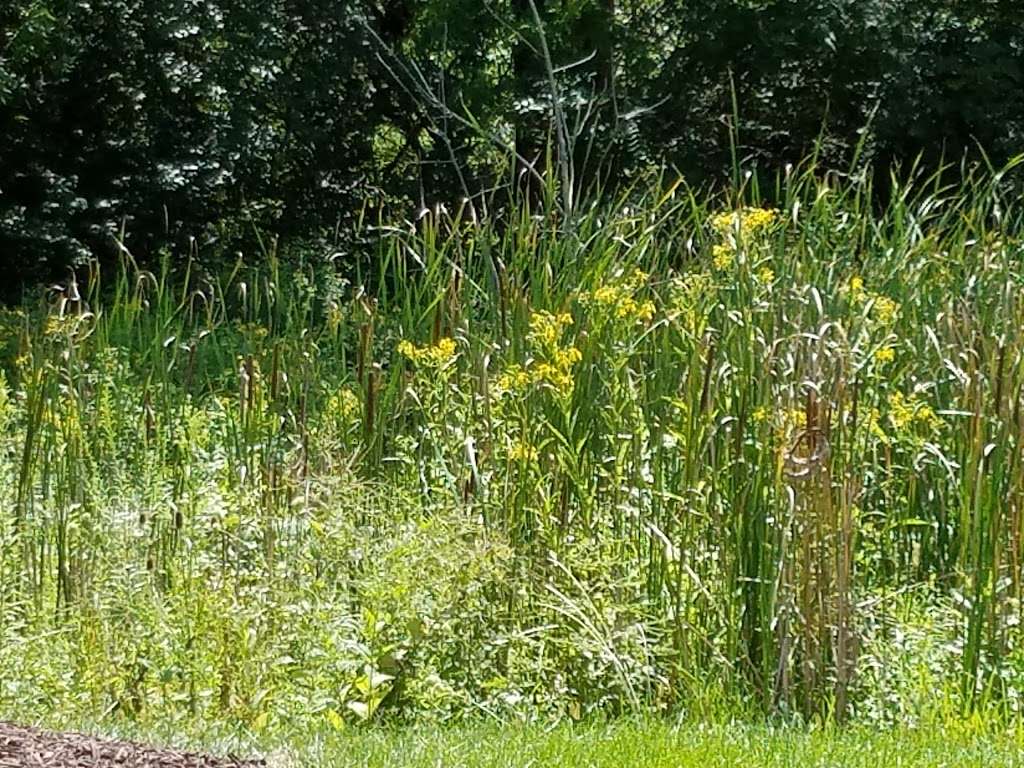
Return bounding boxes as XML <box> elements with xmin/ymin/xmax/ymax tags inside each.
<box><xmin>288</xmin><ymin>723</ymin><xmax>1023</xmax><ymax>767</ymax></box>
<box><xmin>79</xmin><ymin>721</ymin><xmax>1018</xmax><ymax>768</ymax></box>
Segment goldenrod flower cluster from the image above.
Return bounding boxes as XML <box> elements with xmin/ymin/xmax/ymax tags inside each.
<box><xmin>237</xmin><ymin>322</ymin><xmax>270</xmax><ymax>340</ymax></box>
<box><xmin>858</xmin><ymin>392</ymin><xmax>942</xmax><ymax>446</ymax></box>
<box><xmin>784</xmin><ymin>406</ymin><xmax>807</xmax><ymax>432</ymax></box>
<box><xmin>532</xmin><ymin>348</ymin><xmax>582</xmax><ymax>395</ymax></box>
<box><xmin>0</xmin><ymin>308</ymin><xmax>25</xmax><ymax>338</ymax></box>
<box><xmin>326</xmin><ymin>304</ymin><xmax>346</xmax><ymax>334</ymax></box>
<box><xmin>495</xmin><ymin>310</ymin><xmax>582</xmax><ymax>399</ymax></box>
<box><xmin>668</xmin><ymin>273</ymin><xmax>713</xmax><ymax>306</ymax></box>
<box><xmin>496</xmin><ymin>364</ymin><xmax>532</xmax><ymax>393</ymax></box>
<box><xmin>326</xmin><ymin>388</ymin><xmax>361</xmax><ymax>422</ymax></box>
<box><xmin>578</xmin><ymin>270</ymin><xmax>656</xmax><ymax>323</ymax></box>
<box><xmin>398</xmin><ymin>337</ymin><xmax>457</xmax><ymax>367</ymax></box>
<box><xmin>874</xmin><ymin>346</ymin><xmax>896</xmax><ymax>364</ymax></box>
<box><xmin>865</xmin><ymin>407</ymin><xmax>888</xmax><ymax>443</ymax></box>
<box><xmin>871</xmin><ymin>296</ymin><xmax>899</xmax><ymax>325</ymax></box>
<box><xmin>887</xmin><ymin>391</ymin><xmax>942</xmax><ymax>432</ymax></box>
<box><xmin>711</xmin><ymin>207</ymin><xmax>780</xmax><ymax>236</ymax></box>
<box><xmin>43</xmin><ymin>314</ymin><xmax>75</xmax><ymax>338</ymax></box>
<box><xmin>752</xmin><ymin>404</ymin><xmax>809</xmax><ymax>441</ymax></box>
<box><xmin>712</xmin><ymin>244</ymin><xmax>734</xmax><ymax>271</ymax></box>
<box><xmin>527</xmin><ymin>311</ymin><xmax>574</xmax><ymax>349</ymax></box>
<box><xmin>847</xmin><ymin>275</ymin><xmax>899</xmax><ymax>324</ymax></box>
<box><xmin>527</xmin><ymin>311</ymin><xmax>581</xmax><ymax>394</ymax></box>
<box><xmin>709</xmin><ymin>207</ymin><xmax>779</xmax><ymax>273</ymax></box>
<box><xmin>849</xmin><ymin>275</ymin><xmax>866</xmax><ymax>300</ymax></box>
<box><xmin>508</xmin><ymin>440</ymin><xmax>539</xmax><ymax>463</ymax></box>
<box><xmin>495</xmin><ymin>358</ymin><xmax>580</xmax><ymax>399</ymax></box>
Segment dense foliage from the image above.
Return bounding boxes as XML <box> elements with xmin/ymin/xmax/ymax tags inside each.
<box><xmin>3</xmin><ymin>165</ymin><xmax>1024</xmax><ymax>730</ymax></box>
<box><xmin>2</xmin><ymin>0</ymin><xmax>1023</xmax><ymax>291</ymax></box>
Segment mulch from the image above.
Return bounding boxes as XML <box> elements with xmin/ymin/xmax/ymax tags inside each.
<box><xmin>0</xmin><ymin>722</ymin><xmax>265</xmax><ymax>768</ymax></box>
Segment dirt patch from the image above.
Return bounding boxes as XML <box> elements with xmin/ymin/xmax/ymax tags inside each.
<box><xmin>0</xmin><ymin>722</ymin><xmax>265</xmax><ymax>767</ymax></box>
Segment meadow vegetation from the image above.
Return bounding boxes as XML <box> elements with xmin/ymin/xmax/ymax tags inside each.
<box><xmin>3</xmin><ymin>159</ymin><xmax>1024</xmax><ymax>743</ymax></box>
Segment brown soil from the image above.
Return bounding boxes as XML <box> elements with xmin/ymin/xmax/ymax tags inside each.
<box><xmin>0</xmin><ymin>722</ymin><xmax>265</xmax><ymax>767</ymax></box>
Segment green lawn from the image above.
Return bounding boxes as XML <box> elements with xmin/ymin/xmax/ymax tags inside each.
<box><xmin>296</xmin><ymin>724</ymin><xmax>1024</xmax><ymax>767</ymax></box>
<box><xmin>42</xmin><ymin>720</ymin><xmax>1021</xmax><ymax>768</ymax></box>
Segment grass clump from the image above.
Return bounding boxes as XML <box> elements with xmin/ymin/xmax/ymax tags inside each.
<box><xmin>3</xmin><ymin>159</ymin><xmax>1024</xmax><ymax>737</ymax></box>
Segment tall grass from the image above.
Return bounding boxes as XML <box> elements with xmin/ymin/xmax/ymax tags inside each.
<box><xmin>2</xmin><ymin>158</ymin><xmax>1024</xmax><ymax>729</ymax></box>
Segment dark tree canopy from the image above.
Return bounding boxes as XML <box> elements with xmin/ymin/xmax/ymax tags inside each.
<box><xmin>2</xmin><ymin>0</ymin><xmax>1022</xmax><ymax>293</ymax></box>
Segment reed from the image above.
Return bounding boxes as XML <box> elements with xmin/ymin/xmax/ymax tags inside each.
<box><xmin>2</xmin><ymin>157</ymin><xmax>1024</xmax><ymax>728</ymax></box>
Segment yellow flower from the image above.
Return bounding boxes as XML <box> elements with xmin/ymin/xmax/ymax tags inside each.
<box><xmin>757</xmin><ymin>267</ymin><xmax>775</xmax><ymax>284</ymax></box>
<box><xmin>849</xmin><ymin>275</ymin><xmax>865</xmax><ymax>297</ymax></box>
<box><xmin>336</xmin><ymin>389</ymin><xmax>360</xmax><ymax>420</ymax></box>
<box><xmin>554</xmin><ymin>345</ymin><xmax>582</xmax><ymax>368</ymax></box>
<box><xmin>867</xmin><ymin>407</ymin><xmax>888</xmax><ymax>442</ymax></box>
<box><xmin>788</xmin><ymin>408</ymin><xmax>807</xmax><ymax>429</ymax></box>
<box><xmin>871</xmin><ymin>296</ymin><xmax>899</xmax><ymax>325</ymax></box>
<box><xmin>321</xmin><ymin>388</ymin><xmax>361</xmax><ymax>432</ymax></box>
<box><xmin>916</xmin><ymin>403</ymin><xmax>942</xmax><ymax>431</ymax></box>
<box><xmin>397</xmin><ymin>339</ymin><xmax>417</xmax><ymax>359</ymax></box>
<box><xmin>497</xmin><ymin>347</ymin><xmax>580</xmax><ymax>398</ymax></box>
<box><xmin>238</xmin><ymin>322</ymin><xmax>269</xmax><ymax>340</ymax></box>
<box><xmin>712</xmin><ymin>244</ymin><xmax>734</xmax><ymax>270</ymax></box>
<box><xmin>528</xmin><ymin>311</ymin><xmax>573</xmax><ymax>349</ymax></box>
<box><xmin>711</xmin><ymin>207</ymin><xmax>779</xmax><ymax>236</ymax></box>
<box><xmin>742</xmin><ymin>207</ymin><xmax>779</xmax><ymax>233</ymax></box>
<box><xmin>874</xmin><ymin>346</ymin><xmax>895</xmax><ymax>364</ymax></box>
<box><xmin>517</xmin><ymin>309</ymin><xmax>586</xmax><ymax>397</ymax></box>
<box><xmin>711</xmin><ymin>211</ymin><xmax>736</xmax><ymax>233</ymax></box>
<box><xmin>888</xmin><ymin>392</ymin><xmax>915</xmax><ymax>430</ymax></box>
<box><xmin>628</xmin><ymin>269</ymin><xmax>650</xmax><ymax>288</ymax></box>
<box><xmin>887</xmin><ymin>391</ymin><xmax>942</xmax><ymax>432</ymax></box>
<box><xmin>635</xmin><ymin>300</ymin><xmax>656</xmax><ymax>322</ymax></box>
<box><xmin>772</xmin><ymin>407</ymin><xmax>808</xmax><ymax>447</ymax></box>
<box><xmin>847</xmin><ymin>278</ymin><xmax>897</xmax><ymax>324</ymax></box>
<box><xmin>532</xmin><ymin>361</ymin><xmax>574</xmax><ymax>396</ymax></box>
<box><xmin>508</xmin><ymin>440</ymin><xmax>539</xmax><ymax>463</ymax></box>
<box><xmin>614</xmin><ymin>297</ymin><xmax>656</xmax><ymax>322</ymax></box>
<box><xmin>44</xmin><ymin>315</ymin><xmax>72</xmax><ymax>337</ymax></box>
<box><xmin>752</xmin><ymin>406</ymin><xmax>770</xmax><ymax>424</ymax></box>
<box><xmin>668</xmin><ymin>273</ymin><xmax>714</xmax><ymax>309</ymax></box>
<box><xmin>326</xmin><ymin>304</ymin><xmax>346</xmax><ymax>333</ymax></box>
<box><xmin>497</xmin><ymin>364</ymin><xmax>532</xmax><ymax>394</ymax></box>
<box><xmin>398</xmin><ymin>337</ymin><xmax>457</xmax><ymax>367</ymax></box>
<box><xmin>434</xmin><ymin>337</ymin><xmax>456</xmax><ymax>360</ymax></box>
<box><xmin>580</xmin><ymin>273</ymin><xmax>655</xmax><ymax>324</ymax></box>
